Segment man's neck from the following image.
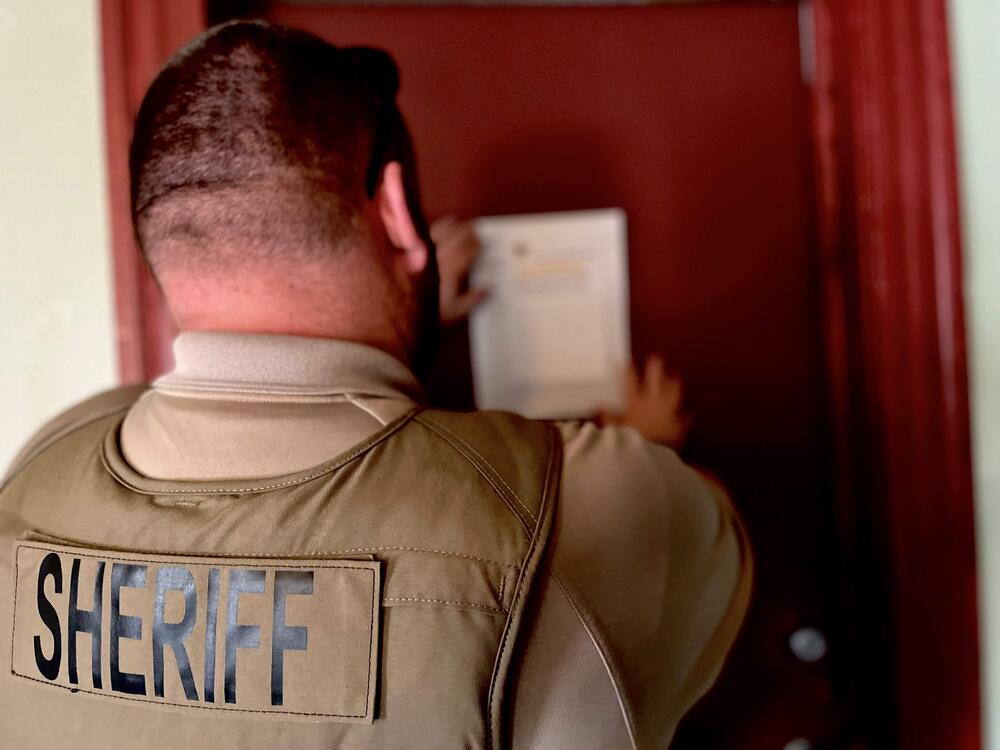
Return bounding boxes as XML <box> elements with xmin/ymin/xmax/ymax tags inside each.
<box><xmin>161</xmin><ymin>262</ymin><xmax>413</xmax><ymax>367</ymax></box>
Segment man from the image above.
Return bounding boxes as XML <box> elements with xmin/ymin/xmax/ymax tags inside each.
<box><xmin>0</xmin><ymin>21</ymin><xmax>749</xmax><ymax>749</ymax></box>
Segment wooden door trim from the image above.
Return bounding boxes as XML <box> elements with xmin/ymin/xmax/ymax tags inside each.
<box><xmin>810</xmin><ymin>0</ymin><xmax>980</xmax><ymax>746</ymax></box>
<box><xmin>99</xmin><ymin>0</ymin><xmax>203</xmax><ymax>382</ymax></box>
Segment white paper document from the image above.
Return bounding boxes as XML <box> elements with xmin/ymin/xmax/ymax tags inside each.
<box><xmin>469</xmin><ymin>208</ymin><xmax>631</xmax><ymax>419</ymax></box>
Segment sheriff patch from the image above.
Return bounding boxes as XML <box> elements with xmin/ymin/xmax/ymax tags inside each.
<box><xmin>10</xmin><ymin>541</ymin><xmax>380</xmax><ymax>723</ymax></box>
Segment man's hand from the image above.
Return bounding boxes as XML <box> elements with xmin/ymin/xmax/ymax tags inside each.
<box><xmin>432</xmin><ymin>216</ymin><xmax>489</xmax><ymax>324</ymax></box>
<box><xmin>601</xmin><ymin>355</ymin><xmax>691</xmax><ymax>450</ymax></box>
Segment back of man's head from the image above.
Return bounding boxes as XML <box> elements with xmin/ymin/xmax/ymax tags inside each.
<box><xmin>130</xmin><ymin>20</ymin><xmax>403</xmax><ymax>272</ymax></box>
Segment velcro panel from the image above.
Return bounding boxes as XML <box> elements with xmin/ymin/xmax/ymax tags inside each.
<box><xmin>380</xmin><ymin>550</ymin><xmax>518</xmax><ymax>615</ymax></box>
<box><xmin>10</xmin><ymin>540</ymin><xmax>380</xmax><ymax>723</ymax></box>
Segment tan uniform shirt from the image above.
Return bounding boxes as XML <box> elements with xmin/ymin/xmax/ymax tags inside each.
<box><xmin>5</xmin><ymin>332</ymin><xmax>750</xmax><ymax>748</ymax></box>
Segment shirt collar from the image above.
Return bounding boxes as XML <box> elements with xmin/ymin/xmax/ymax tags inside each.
<box><xmin>153</xmin><ymin>332</ymin><xmax>424</xmax><ymax>403</ymax></box>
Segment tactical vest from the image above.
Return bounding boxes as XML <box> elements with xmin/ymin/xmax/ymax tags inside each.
<box><xmin>0</xmin><ymin>389</ymin><xmax>561</xmax><ymax>750</ymax></box>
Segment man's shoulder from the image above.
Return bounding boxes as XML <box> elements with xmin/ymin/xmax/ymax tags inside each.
<box><xmin>415</xmin><ymin>409</ymin><xmax>560</xmax><ymax>524</ymax></box>
<box><xmin>2</xmin><ymin>384</ymin><xmax>148</xmax><ymax>487</ymax></box>
<box><xmin>418</xmin><ymin>408</ymin><xmax>550</xmax><ymax>441</ymax></box>
<box><xmin>555</xmin><ymin>419</ymin><xmax>724</xmax><ymax>533</ymax></box>
<box><xmin>547</xmin><ymin>420</ymin><xmax>751</xmax><ymax>744</ymax></box>
<box><xmin>553</xmin><ymin>419</ymin><xmax>744</xmax><ymax>590</ymax></box>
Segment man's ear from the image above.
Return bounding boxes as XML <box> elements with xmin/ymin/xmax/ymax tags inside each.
<box><xmin>377</xmin><ymin>160</ymin><xmax>428</xmax><ymax>274</ymax></box>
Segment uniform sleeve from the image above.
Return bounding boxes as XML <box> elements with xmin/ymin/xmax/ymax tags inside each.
<box><xmin>551</xmin><ymin>420</ymin><xmax>752</xmax><ymax>747</ymax></box>
<box><xmin>1</xmin><ymin>384</ymin><xmax>147</xmax><ymax>487</ymax></box>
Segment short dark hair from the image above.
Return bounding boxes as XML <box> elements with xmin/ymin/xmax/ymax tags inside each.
<box><xmin>129</xmin><ymin>20</ymin><xmax>403</xmax><ymax>269</ymax></box>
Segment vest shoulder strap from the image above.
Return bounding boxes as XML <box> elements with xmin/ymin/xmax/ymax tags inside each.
<box><xmin>415</xmin><ymin>409</ymin><xmax>563</xmax><ymax>747</ymax></box>
<box><xmin>413</xmin><ymin>409</ymin><xmax>559</xmax><ymax>532</ymax></box>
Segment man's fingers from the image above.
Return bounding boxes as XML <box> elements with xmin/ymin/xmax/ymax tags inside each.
<box><xmin>435</xmin><ymin>221</ymin><xmax>481</xmax><ymax>277</ymax></box>
<box><xmin>436</xmin><ymin>214</ymin><xmax>487</xmax><ymax>324</ymax></box>
<box><xmin>433</xmin><ymin>217</ymin><xmax>477</xmax><ymax>249</ymax></box>
<box><xmin>613</xmin><ymin>354</ymin><xmax>690</xmax><ymax>449</ymax></box>
<box><xmin>644</xmin><ymin>355</ymin><xmax>666</xmax><ymax>394</ymax></box>
<box><xmin>624</xmin><ymin>362</ymin><xmax>641</xmax><ymax>401</ymax></box>
<box><xmin>430</xmin><ymin>214</ymin><xmax>459</xmax><ymax>242</ymax></box>
<box><xmin>463</xmin><ymin>287</ymin><xmax>490</xmax><ymax>309</ymax></box>
<box><xmin>596</xmin><ymin>408</ymin><xmax>624</xmax><ymax>427</ymax></box>
<box><xmin>451</xmin><ymin>230</ymin><xmax>480</xmax><ymax>263</ymax></box>
<box><xmin>663</xmin><ymin>371</ymin><xmax>683</xmax><ymax>407</ymax></box>
<box><xmin>442</xmin><ymin>288</ymin><xmax>490</xmax><ymax>323</ymax></box>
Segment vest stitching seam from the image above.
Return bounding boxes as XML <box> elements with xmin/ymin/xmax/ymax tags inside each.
<box><xmin>462</xmin><ymin>444</ymin><xmax>533</xmax><ymax>521</ymax></box>
<box><xmin>102</xmin><ymin>409</ymin><xmax>419</xmax><ymax>495</ymax></box>
<box><xmin>364</xmin><ymin>567</ymin><xmax>375</xmax><ymax>719</ymax></box>
<box><xmin>296</xmin><ymin>547</ymin><xmax>520</xmax><ymax>569</ymax></box>
<box><xmin>382</xmin><ymin>597</ymin><xmax>505</xmax><ymax>614</ymax></box>
<box><xmin>431</xmin><ymin>427</ymin><xmax>537</xmax><ymax>525</ymax></box>
<box><xmin>10</xmin><ymin>542</ymin><xmax>22</xmax><ymax>684</ymax></box>
<box><xmin>14</xmin><ymin>545</ymin><xmax>379</xmax><ymax>570</ymax></box>
<box><xmin>9</xmin><ymin>672</ymin><xmax>371</xmax><ymax>719</ymax></box>
<box><xmin>550</xmin><ymin>569</ymin><xmax>640</xmax><ymax>750</ymax></box>
<box><xmin>413</xmin><ymin>416</ymin><xmax>530</xmax><ymax>522</ymax></box>
<box><xmin>486</xmin><ymin>511</ymin><xmax>540</xmax><ymax>740</ymax></box>
<box><xmin>412</xmin><ymin>418</ymin><xmax>531</xmax><ymax>537</ymax></box>
<box><xmin>412</xmin><ymin>416</ymin><xmax>535</xmax><ymax>534</ymax></box>
<box><xmin>486</xmin><ymin>423</ymin><xmax>560</xmax><ymax>748</ymax></box>
<box><xmin>26</xmin><ymin>533</ymin><xmax>522</xmax><ymax>570</ymax></box>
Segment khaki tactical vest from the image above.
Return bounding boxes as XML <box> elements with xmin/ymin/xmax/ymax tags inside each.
<box><xmin>0</xmin><ymin>389</ymin><xmax>561</xmax><ymax>750</ymax></box>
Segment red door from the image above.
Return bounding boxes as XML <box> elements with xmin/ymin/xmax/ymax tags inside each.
<box><xmin>258</xmin><ymin>6</ymin><xmax>847</xmax><ymax>747</ymax></box>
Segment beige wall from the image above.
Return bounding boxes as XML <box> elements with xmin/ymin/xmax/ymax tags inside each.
<box><xmin>949</xmin><ymin>1</ymin><xmax>1000</xmax><ymax>748</ymax></box>
<box><xmin>0</xmin><ymin>0</ymin><xmax>117</xmax><ymax>472</ymax></box>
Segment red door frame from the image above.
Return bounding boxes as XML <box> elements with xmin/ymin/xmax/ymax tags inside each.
<box><xmin>809</xmin><ymin>1</ymin><xmax>980</xmax><ymax>746</ymax></box>
<box><xmin>100</xmin><ymin>0</ymin><xmax>201</xmax><ymax>381</ymax></box>
<box><xmin>99</xmin><ymin>1</ymin><xmax>981</xmax><ymax>746</ymax></box>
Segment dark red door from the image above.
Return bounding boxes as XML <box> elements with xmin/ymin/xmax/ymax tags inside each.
<box><xmin>250</xmin><ymin>4</ymin><xmax>848</xmax><ymax>747</ymax></box>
